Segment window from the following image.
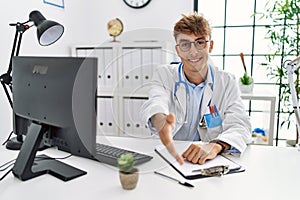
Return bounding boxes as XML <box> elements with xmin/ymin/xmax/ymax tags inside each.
<box><xmin>197</xmin><ymin>0</ymin><xmax>297</xmax><ymax>146</ymax></box>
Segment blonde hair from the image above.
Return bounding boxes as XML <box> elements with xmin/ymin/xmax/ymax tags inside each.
<box><xmin>173</xmin><ymin>12</ymin><xmax>212</xmax><ymax>40</ymax></box>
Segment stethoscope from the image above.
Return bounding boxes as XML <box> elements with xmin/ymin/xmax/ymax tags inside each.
<box><xmin>173</xmin><ymin>62</ymin><xmax>215</xmax><ymax>128</ymax></box>
<box><xmin>173</xmin><ymin>62</ymin><xmax>214</xmax><ymax>97</ymax></box>
<box><xmin>174</xmin><ymin>63</ymin><xmax>189</xmax><ymax>97</ymax></box>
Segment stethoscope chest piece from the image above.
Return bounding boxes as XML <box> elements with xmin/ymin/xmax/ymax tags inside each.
<box><xmin>199</xmin><ymin>117</ymin><xmax>207</xmax><ymax>129</ymax></box>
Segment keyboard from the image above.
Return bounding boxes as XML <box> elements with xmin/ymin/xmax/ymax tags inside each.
<box><xmin>95</xmin><ymin>143</ymin><xmax>153</xmax><ymax>166</ymax></box>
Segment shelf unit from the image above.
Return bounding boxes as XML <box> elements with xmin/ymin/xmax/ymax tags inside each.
<box><xmin>72</xmin><ymin>41</ymin><xmax>178</xmax><ymax>137</ymax></box>
<box><xmin>240</xmin><ymin>91</ymin><xmax>276</xmax><ymax>146</ymax></box>
<box><xmin>73</xmin><ymin>43</ymin><xmax>276</xmax><ymax>146</ymax></box>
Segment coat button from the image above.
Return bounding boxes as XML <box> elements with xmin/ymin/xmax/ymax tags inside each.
<box><xmin>177</xmin><ymin>117</ymin><xmax>182</xmax><ymax>123</ymax></box>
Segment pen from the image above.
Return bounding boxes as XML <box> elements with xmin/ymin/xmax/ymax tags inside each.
<box><xmin>213</xmin><ymin>104</ymin><xmax>219</xmax><ymax>115</ymax></box>
<box><xmin>154</xmin><ymin>171</ymin><xmax>194</xmax><ymax>188</ymax></box>
<box><xmin>209</xmin><ymin>105</ymin><xmax>216</xmax><ymax>117</ymax></box>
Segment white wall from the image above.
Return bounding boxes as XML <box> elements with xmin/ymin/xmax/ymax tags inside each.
<box><xmin>0</xmin><ymin>0</ymin><xmax>192</xmax><ymax>141</ymax></box>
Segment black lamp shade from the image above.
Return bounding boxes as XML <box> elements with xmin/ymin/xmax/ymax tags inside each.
<box><xmin>29</xmin><ymin>10</ymin><xmax>64</xmax><ymax>46</ymax></box>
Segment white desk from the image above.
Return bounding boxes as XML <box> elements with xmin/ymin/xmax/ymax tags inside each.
<box><xmin>0</xmin><ymin>136</ymin><xmax>299</xmax><ymax>200</ymax></box>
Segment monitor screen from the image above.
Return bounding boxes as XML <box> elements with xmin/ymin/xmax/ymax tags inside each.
<box><xmin>11</xmin><ymin>56</ymin><xmax>97</xmax><ymax>181</ymax></box>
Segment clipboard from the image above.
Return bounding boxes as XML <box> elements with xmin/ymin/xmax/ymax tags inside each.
<box><xmin>155</xmin><ymin>142</ymin><xmax>245</xmax><ymax>180</ymax></box>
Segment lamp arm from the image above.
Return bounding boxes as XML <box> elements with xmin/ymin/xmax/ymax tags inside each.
<box><xmin>286</xmin><ymin>56</ymin><xmax>300</xmax><ymax>149</ymax></box>
<box><xmin>1</xmin><ymin>11</ymin><xmax>64</xmax><ymax>151</ymax></box>
<box><xmin>0</xmin><ymin>22</ymin><xmax>30</xmax><ymax>108</ymax></box>
<box><xmin>7</xmin><ymin>22</ymin><xmax>31</xmax><ymax>75</ymax></box>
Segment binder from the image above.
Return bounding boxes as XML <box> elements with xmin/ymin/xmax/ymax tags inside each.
<box><xmin>102</xmin><ymin>48</ymin><xmax>116</xmax><ymax>87</ymax></box>
<box><xmin>104</xmin><ymin>97</ymin><xmax>115</xmax><ymax>135</ymax></box>
<box><xmin>123</xmin><ymin>97</ymin><xmax>133</xmax><ymax>136</ymax></box>
<box><xmin>131</xmin><ymin>49</ymin><xmax>142</xmax><ymax>87</ymax></box>
<box><xmin>94</xmin><ymin>49</ymin><xmax>105</xmax><ymax>88</ymax></box>
<box><xmin>141</xmin><ymin>48</ymin><xmax>153</xmax><ymax>85</ymax></box>
<box><xmin>97</xmin><ymin>98</ymin><xmax>106</xmax><ymax>134</ymax></box>
<box><xmin>132</xmin><ymin>98</ymin><xmax>150</xmax><ymax>137</ymax></box>
<box><xmin>122</xmin><ymin>48</ymin><xmax>133</xmax><ymax>88</ymax></box>
<box><xmin>155</xmin><ymin>142</ymin><xmax>245</xmax><ymax>180</ymax></box>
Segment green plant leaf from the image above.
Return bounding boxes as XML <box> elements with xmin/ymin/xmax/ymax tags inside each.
<box><xmin>255</xmin><ymin>0</ymin><xmax>300</xmax><ymax>128</ymax></box>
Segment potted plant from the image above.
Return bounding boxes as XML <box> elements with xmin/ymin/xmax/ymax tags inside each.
<box><xmin>255</xmin><ymin>0</ymin><xmax>300</xmax><ymax>144</ymax></box>
<box><xmin>239</xmin><ymin>53</ymin><xmax>254</xmax><ymax>93</ymax></box>
<box><xmin>117</xmin><ymin>153</ymin><xmax>139</xmax><ymax>190</ymax></box>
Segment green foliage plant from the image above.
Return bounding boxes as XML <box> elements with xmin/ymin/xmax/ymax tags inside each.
<box><xmin>117</xmin><ymin>153</ymin><xmax>135</xmax><ymax>174</ymax></box>
<box><xmin>240</xmin><ymin>72</ymin><xmax>253</xmax><ymax>85</ymax></box>
<box><xmin>255</xmin><ymin>0</ymin><xmax>300</xmax><ymax>128</ymax></box>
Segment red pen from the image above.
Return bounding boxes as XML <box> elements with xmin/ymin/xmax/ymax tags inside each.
<box><xmin>209</xmin><ymin>105</ymin><xmax>215</xmax><ymax>117</ymax></box>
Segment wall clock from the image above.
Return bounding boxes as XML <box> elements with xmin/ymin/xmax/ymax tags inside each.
<box><xmin>123</xmin><ymin>0</ymin><xmax>151</xmax><ymax>9</ymax></box>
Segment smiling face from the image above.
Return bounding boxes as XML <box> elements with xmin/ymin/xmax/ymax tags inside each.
<box><xmin>175</xmin><ymin>33</ymin><xmax>214</xmax><ymax>83</ymax></box>
<box><xmin>176</xmin><ymin>34</ymin><xmax>213</xmax><ymax>72</ymax></box>
<box><xmin>173</xmin><ymin>13</ymin><xmax>214</xmax><ymax>84</ymax></box>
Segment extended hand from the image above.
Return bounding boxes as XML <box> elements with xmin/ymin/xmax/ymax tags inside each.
<box><xmin>153</xmin><ymin>113</ymin><xmax>184</xmax><ymax>165</ymax></box>
<box><xmin>182</xmin><ymin>143</ymin><xmax>223</xmax><ymax>164</ymax></box>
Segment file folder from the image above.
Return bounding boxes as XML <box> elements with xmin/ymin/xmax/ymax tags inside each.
<box><xmin>122</xmin><ymin>48</ymin><xmax>133</xmax><ymax>88</ymax></box>
<box><xmin>131</xmin><ymin>49</ymin><xmax>142</xmax><ymax>87</ymax></box>
<box><xmin>155</xmin><ymin>142</ymin><xmax>245</xmax><ymax>180</ymax></box>
<box><xmin>103</xmin><ymin>48</ymin><xmax>114</xmax><ymax>87</ymax></box>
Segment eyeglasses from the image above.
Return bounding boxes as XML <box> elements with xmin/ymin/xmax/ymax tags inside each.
<box><xmin>176</xmin><ymin>39</ymin><xmax>210</xmax><ymax>52</ymax></box>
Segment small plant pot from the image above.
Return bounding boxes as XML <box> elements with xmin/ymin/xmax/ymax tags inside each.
<box><xmin>119</xmin><ymin>168</ymin><xmax>139</xmax><ymax>190</ymax></box>
<box><xmin>239</xmin><ymin>81</ymin><xmax>254</xmax><ymax>93</ymax></box>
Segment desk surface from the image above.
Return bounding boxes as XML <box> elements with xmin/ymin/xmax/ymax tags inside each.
<box><xmin>0</xmin><ymin>136</ymin><xmax>299</xmax><ymax>200</ymax></box>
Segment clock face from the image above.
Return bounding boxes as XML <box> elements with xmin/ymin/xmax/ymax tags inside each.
<box><xmin>123</xmin><ymin>0</ymin><xmax>151</xmax><ymax>9</ymax></box>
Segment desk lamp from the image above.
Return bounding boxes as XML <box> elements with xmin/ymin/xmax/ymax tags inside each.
<box><xmin>0</xmin><ymin>10</ymin><xmax>64</xmax><ymax>150</ymax></box>
<box><xmin>286</xmin><ymin>55</ymin><xmax>300</xmax><ymax>150</ymax></box>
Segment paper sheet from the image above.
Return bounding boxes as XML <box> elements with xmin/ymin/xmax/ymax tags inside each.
<box><xmin>155</xmin><ymin>142</ymin><xmax>241</xmax><ymax>178</ymax></box>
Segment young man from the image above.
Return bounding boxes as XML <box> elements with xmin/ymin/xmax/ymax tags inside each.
<box><xmin>140</xmin><ymin>13</ymin><xmax>251</xmax><ymax>165</ymax></box>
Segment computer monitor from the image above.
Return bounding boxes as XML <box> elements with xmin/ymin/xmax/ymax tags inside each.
<box><xmin>11</xmin><ymin>56</ymin><xmax>97</xmax><ymax>181</ymax></box>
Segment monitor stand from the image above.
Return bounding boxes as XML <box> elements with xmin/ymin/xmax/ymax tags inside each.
<box><xmin>12</xmin><ymin>123</ymin><xmax>87</xmax><ymax>181</ymax></box>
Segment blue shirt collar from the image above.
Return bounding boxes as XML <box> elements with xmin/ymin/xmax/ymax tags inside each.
<box><xmin>180</xmin><ymin>64</ymin><xmax>213</xmax><ymax>89</ymax></box>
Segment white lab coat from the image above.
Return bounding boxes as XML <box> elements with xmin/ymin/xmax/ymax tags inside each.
<box><xmin>140</xmin><ymin>62</ymin><xmax>252</xmax><ymax>153</ymax></box>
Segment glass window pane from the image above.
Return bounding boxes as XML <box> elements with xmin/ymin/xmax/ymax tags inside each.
<box><xmin>198</xmin><ymin>0</ymin><xmax>225</xmax><ymax>26</ymax></box>
<box><xmin>252</xmin><ymin>56</ymin><xmax>276</xmax><ymax>84</ymax></box>
<box><xmin>210</xmin><ymin>56</ymin><xmax>224</xmax><ymax>69</ymax></box>
<box><xmin>211</xmin><ymin>28</ymin><xmax>224</xmax><ymax>55</ymax></box>
<box><xmin>226</xmin><ymin>0</ymin><xmax>254</xmax><ymax>25</ymax></box>
<box><xmin>224</xmin><ymin>55</ymin><xmax>249</xmax><ymax>78</ymax></box>
<box><xmin>197</xmin><ymin>0</ymin><xmax>294</xmax><ymax>145</ymax></box>
<box><xmin>225</xmin><ymin>27</ymin><xmax>253</xmax><ymax>54</ymax></box>
<box><xmin>254</xmin><ymin>27</ymin><xmax>272</xmax><ymax>54</ymax></box>
<box><xmin>255</xmin><ymin>0</ymin><xmax>278</xmax><ymax>26</ymax></box>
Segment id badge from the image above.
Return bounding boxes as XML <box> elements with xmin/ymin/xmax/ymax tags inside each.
<box><xmin>203</xmin><ymin>105</ymin><xmax>222</xmax><ymax>128</ymax></box>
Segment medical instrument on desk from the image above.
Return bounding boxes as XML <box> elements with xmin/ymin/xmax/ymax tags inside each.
<box><xmin>154</xmin><ymin>171</ymin><xmax>194</xmax><ymax>188</ymax></box>
<box><xmin>285</xmin><ymin>55</ymin><xmax>300</xmax><ymax>150</ymax></box>
<box><xmin>192</xmin><ymin>165</ymin><xmax>229</xmax><ymax>177</ymax></box>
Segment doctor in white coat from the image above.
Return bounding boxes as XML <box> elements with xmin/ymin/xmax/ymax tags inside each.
<box><xmin>140</xmin><ymin>13</ymin><xmax>251</xmax><ymax>165</ymax></box>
